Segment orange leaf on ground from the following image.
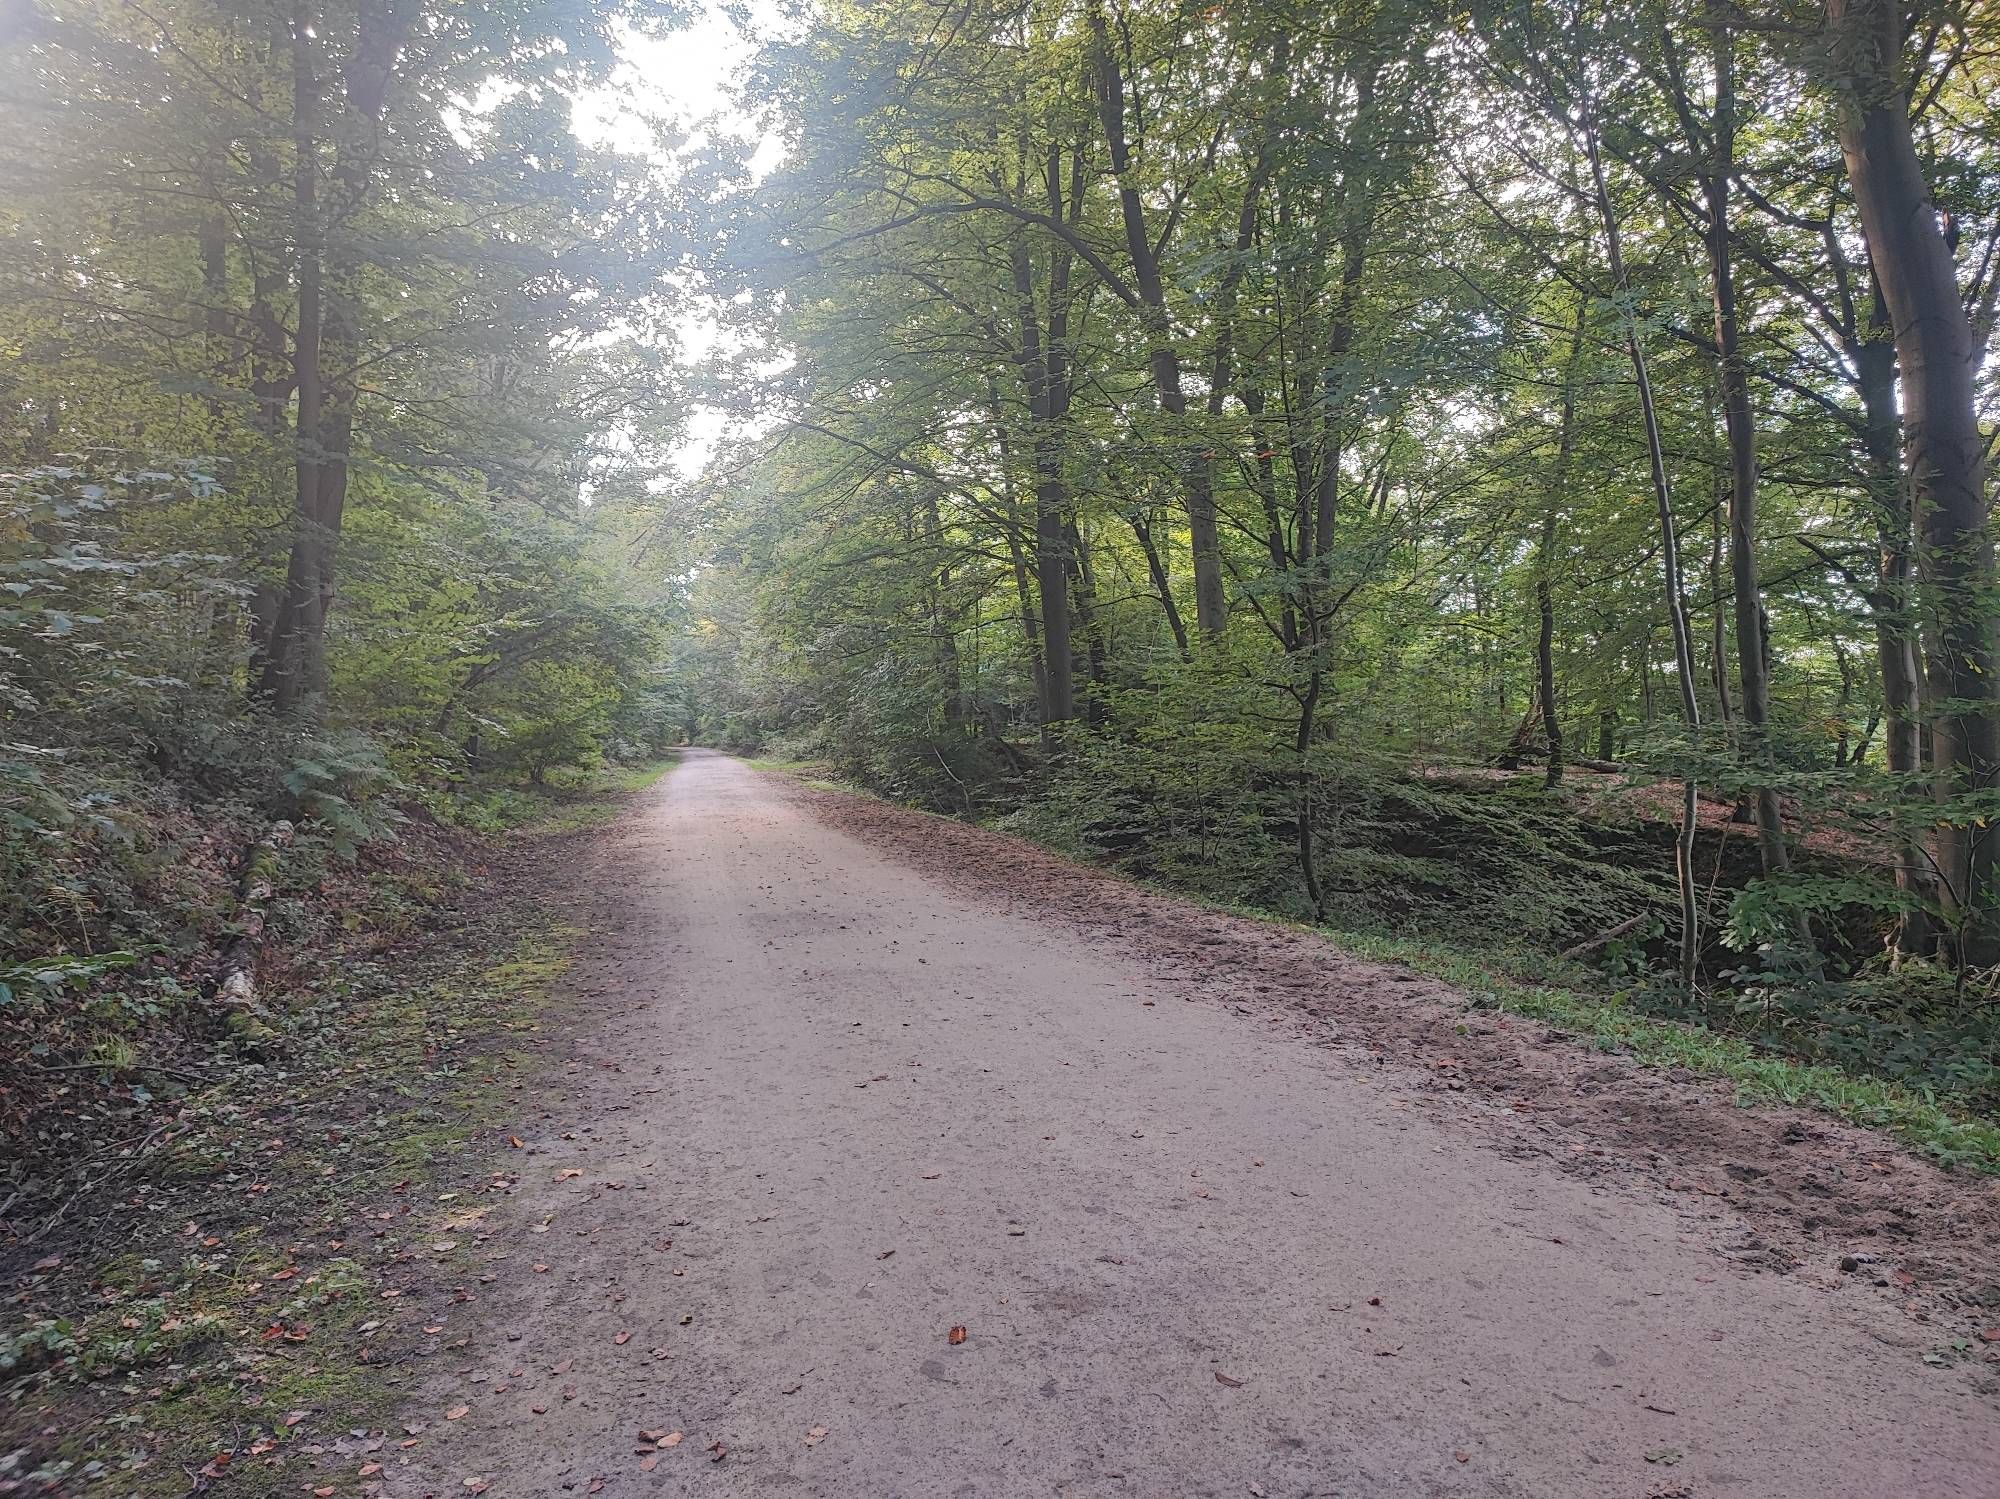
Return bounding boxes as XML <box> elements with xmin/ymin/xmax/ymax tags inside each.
<box><xmin>947</xmin><ymin>1325</ymin><xmax>967</xmax><ymax>1345</ymax></box>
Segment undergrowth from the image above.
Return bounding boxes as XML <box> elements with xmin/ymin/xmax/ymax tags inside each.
<box><xmin>0</xmin><ymin>858</ymin><xmax>588</xmax><ymax>1496</ymax></box>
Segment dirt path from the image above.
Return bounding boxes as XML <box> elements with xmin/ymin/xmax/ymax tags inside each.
<box><xmin>389</xmin><ymin>750</ymin><xmax>1998</xmax><ymax>1499</ymax></box>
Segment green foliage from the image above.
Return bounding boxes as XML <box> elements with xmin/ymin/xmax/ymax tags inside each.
<box><xmin>657</xmin><ymin>0</ymin><xmax>2000</xmax><ymax>1129</ymax></box>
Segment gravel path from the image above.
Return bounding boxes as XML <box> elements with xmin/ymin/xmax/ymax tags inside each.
<box><xmin>389</xmin><ymin>749</ymin><xmax>1999</xmax><ymax>1498</ymax></box>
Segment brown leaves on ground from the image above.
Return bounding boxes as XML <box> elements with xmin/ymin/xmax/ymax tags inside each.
<box><xmin>1213</xmin><ymin>1370</ymin><xmax>1243</xmax><ymax>1387</ymax></box>
<box><xmin>804</xmin><ymin>1424</ymin><xmax>829</xmax><ymax>1446</ymax></box>
<box><xmin>947</xmin><ymin>1325</ymin><xmax>967</xmax><ymax>1345</ymax></box>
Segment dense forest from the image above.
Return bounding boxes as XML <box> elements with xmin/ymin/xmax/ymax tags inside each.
<box><xmin>676</xmin><ymin>0</ymin><xmax>2000</xmax><ymax>1103</ymax></box>
<box><xmin>4</xmin><ymin>0</ymin><xmax>1999</xmax><ymax>1194</ymax></box>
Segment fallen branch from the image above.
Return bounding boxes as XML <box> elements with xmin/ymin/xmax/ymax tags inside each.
<box><xmin>1560</xmin><ymin>913</ymin><xmax>1649</xmax><ymax>960</ymax></box>
<box><xmin>211</xmin><ymin>819</ymin><xmax>293</xmax><ymax>1020</ymax></box>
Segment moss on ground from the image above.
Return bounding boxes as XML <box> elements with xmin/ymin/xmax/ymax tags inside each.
<box><xmin>0</xmin><ymin>787</ymin><xmax>636</xmax><ymax>1497</ymax></box>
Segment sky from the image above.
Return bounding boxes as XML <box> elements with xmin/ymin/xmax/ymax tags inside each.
<box><xmin>574</xmin><ymin>5</ymin><xmax>787</xmax><ymax>477</ymax></box>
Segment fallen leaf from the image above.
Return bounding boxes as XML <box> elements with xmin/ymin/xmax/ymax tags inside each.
<box><xmin>614</xmin><ymin>1330</ymin><xmax>632</xmax><ymax>1345</ymax></box>
<box><xmin>947</xmin><ymin>1325</ymin><xmax>968</xmax><ymax>1345</ymax></box>
<box><xmin>1454</xmin><ymin>1451</ymin><xmax>1470</xmax><ymax>1463</ymax></box>
<box><xmin>804</xmin><ymin>1425</ymin><xmax>829</xmax><ymax>1446</ymax></box>
<box><xmin>558</xmin><ymin>1169</ymin><xmax>583</xmax><ymax>1181</ymax></box>
<box><xmin>446</xmin><ymin>1406</ymin><xmax>470</xmax><ymax>1421</ymax></box>
<box><xmin>465</xmin><ymin>1480</ymin><xmax>490</xmax><ymax>1494</ymax></box>
<box><xmin>638</xmin><ymin>1455</ymin><xmax>658</xmax><ymax>1472</ymax></box>
<box><xmin>708</xmin><ymin>1440</ymin><xmax>728</xmax><ymax>1463</ymax></box>
<box><xmin>1213</xmin><ymin>1370</ymin><xmax>1243</xmax><ymax>1387</ymax></box>
<box><xmin>877</xmin><ymin>1249</ymin><xmax>896</xmax><ymax>1260</ymax></box>
<box><xmin>658</xmin><ymin>1432</ymin><xmax>683</xmax><ymax>1449</ymax></box>
<box><xmin>509</xmin><ymin>1136</ymin><xmax>523</xmax><ymax>1148</ymax></box>
<box><xmin>551</xmin><ymin>1359</ymin><xmax>573</xmax><ymax>1375</ymax></box>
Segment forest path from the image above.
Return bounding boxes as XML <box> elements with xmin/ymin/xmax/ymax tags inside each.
<box><xmin>391</xmin><ymin>749</ymin><xmax>1997</xmax><ymax>1499</ymax></box>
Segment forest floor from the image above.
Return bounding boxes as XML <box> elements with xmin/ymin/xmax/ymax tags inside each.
<box><xmin>365</xmin><ymin>749</ymin><xmax>1998</xmax><ymax>1499</ymax></box>
<box><xmin>11</xmin><ymin>750</ymin><xmax>1998</xmax><ymax>1498</ymax></box>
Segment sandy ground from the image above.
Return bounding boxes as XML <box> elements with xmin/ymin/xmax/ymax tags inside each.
<box><xmin>386</xmin><ymin>750</ymin><xmax>1999</xmax><ymax>1499</ymax></box>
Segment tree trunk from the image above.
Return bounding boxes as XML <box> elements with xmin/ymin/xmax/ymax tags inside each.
<box><xmin>1538</xmin><ymin>301</ymin><xmax>1585</xmax><ymax>789</ymax></box>
<box><xmin>1585</xmin><ymin>111</ymin><xmax>1703</xmax><ymax>989</ymax></box>
<box><xmin>1829</xmin><ymin>0</ymin><xmax>2000</xmax><ymax>965</ymax></box>
<box><xmin>1704</xmin><ymin>16</ymin><xmax>1790</xmax><ymax>884</ymax></box>
<box><xmin>260</xmin><ymin>0</ymin><xmax>326</xmax><ymax>714</ymax></box>
<box><xmin>1008</xmin><ymin>234</ymin><xmax>1074</xmax><ymax>734</ymax></box>
<box><xmin>1853</xmin><ymin>323</ymin><xmax>1937</xmax><ymax>952</ymax></box>
<box><xmin>1129</xmin><ymin>510</ymin><xmax>1190</xmax><ymax>658</ymax></box>
<box><xmin>262</xmin><ymin>0</ymin><xmax>409</xmax><ymax>715</ymax></box>
<box><xmin>1090</xmin><ymin>9</ymin><xmax>1226</xmax><ymax>637</ymax></box>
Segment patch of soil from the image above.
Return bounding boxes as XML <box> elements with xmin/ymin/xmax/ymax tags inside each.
<box><xmin>788</xmin><ymin>781</ymin><xmax>2000</xmax><ymax>1337</ymax></box>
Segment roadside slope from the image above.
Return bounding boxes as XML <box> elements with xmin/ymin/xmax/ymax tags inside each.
<box><xmin>389</xmin><ymin>749</ymin><xmax>1999</xmax><ymax>1499</ymax></box>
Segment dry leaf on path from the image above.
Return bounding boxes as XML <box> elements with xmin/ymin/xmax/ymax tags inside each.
<box><xmin>1213</xmin><ymin>1371</ymin><xmax>1243</xmax><ymax>1387</ymax></box>
<box><xmin>805</xmin><ymin>1425</ymin><xmax>829</xmax><ymax>1446</ymax></box>
<box><xmin>445</xmin><ymin>1406</ymin><xmax>470</xmax><ymax>1420</ymax></box>
<box><xmin>947</xmin><ymin>1325</ymin><xmax>968</xmax><ymax>1345</ymax></box>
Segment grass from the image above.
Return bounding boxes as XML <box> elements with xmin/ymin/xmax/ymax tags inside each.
<box><xmin>438</xmin><ymin>753</ymin><xmax>679</xmax><ymax>836</ymax></box>
<box><xmin>1318</xmin><ymin>926</ymin><xmax>2000</xmax><ymax>1175</ymax></box>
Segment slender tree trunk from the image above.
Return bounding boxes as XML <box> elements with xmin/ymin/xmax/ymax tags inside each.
<box><xmin>984</xmin><ymin>382</ymin><xmax>1050</xmax><ymax>720</ymax></box>
<box><xmin>1585</xmin><ymin>112</ymin><xmax>1703</xmax><ymax>989</ymax></box>
<box><xmin>1066</xmin><ymin>515</ymin><xmax>1110</xmax><ymax>722</ymax></box>
<box><xmin>1829</xmin><ymin>0</ymin><xmax>2000</xmax><ymax>966</ymax></box>
<box><xmin>1536</xmin><ymin>536</ymin><xmax>1562</xmax><ymax>789</ymax></box>
<box><xmin>1853</xmin><ymin>322</ymin><xmax>1937</xmax><ymax>952</ymax></box>
<box><xmin>1090</xmin><ymin>9</ymin><xmax>1226</xmax><ymax>637</ymax></box>
<box><xmin>1538</xmin><ymin>301</ymin><xmax>1585</xmax><ymax>788</ymax></box>
<box><xmin>1129</xmin><ymin>510</ymin><xmax>1190</xmax><ymax>658</ymax></box>
<box><xmin>1704</xmin><ymin>19</ymin><xmax>1790</xmax><ymax>884</ymax></box>
<box><xmin>261</xmin><ymin>0</ymin><xmax>325</xmax><ymax>713</ymax></box>
<box><xmin>262</xmin><ymin>0</ymin><xmax>408</xmax><ymax>715</ymax></box>
<box><xmin>1242</xmin><ymin>389</ymin><xmax>1298</xmax><ymax>651</ymax></box>
<box><xmin>1008</xmin><ymin>236</ymin><xmax>1074</xmax><ymax>734</ymax></box>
